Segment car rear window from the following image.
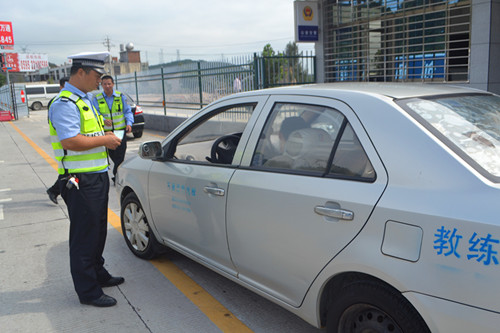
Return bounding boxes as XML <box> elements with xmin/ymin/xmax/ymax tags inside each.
<box><xmin>399</xmin><ymin>94</ymin><xmax>500</xmax><ymax>181</ymax></box>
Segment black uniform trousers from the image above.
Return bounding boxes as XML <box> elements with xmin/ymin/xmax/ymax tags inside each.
<box><xmin>59</xmin><ymin>172</ymin><xmax>112</xmax><ymax>302</ymax></box>
<box><xmin>108</xmin><ymin>134</ymin><xmax>127</xmax><ymax>177</ymax></box>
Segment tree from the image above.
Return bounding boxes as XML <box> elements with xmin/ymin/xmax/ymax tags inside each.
<box><xmin>262</xmin><ymin>44</ymin><xmax>275</xmax><ymax>57</ymax></box>
<box><xmin>261</xmin><ymin>44</ymin><xmax>281</xmax><ymax>87</ymax></box>
<box><xmin>285</xmin><ymin>42</ymin><xmax>299</xmax><ymax>57</ymax></box>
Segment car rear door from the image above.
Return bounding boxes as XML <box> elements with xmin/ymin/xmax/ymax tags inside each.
<box><xmin>226</xmin><ymin>95</ymin><xmax>388</xmax><ymax>306</ymax></box>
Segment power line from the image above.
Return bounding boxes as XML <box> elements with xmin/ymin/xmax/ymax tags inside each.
<box><xmin>13</xmin><ymin>40</ymin><xmax>102</xmax><ymax>46</ymax></box>
<box><xmin>15</xmin><ymin>36</ymin><xmax>294</xmax><ymax>49</ymax></box>
<box><xmin>137</xmin><ymin>37</ymin><xmax>294</xmax><ymax>50</ymax></box>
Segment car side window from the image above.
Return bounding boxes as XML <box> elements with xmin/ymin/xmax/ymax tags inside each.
<box><xmin>251</xmin><ymin>103</ymin><xmax>342</xmax><ymax>173</ymax></box>
<box><xmin>173</xmin><ymin>104</ymin><xmax>255</xmax><ymax>165</ymax></box>
<box><xmin>251</xmin><ymin>102</ymin><xmax>375</xmax><ymax>180</ymax></box>
<box><xmin>330</xmin><ymin>123</ymin><xmax>375</xmax><ymax>180</ymax></box>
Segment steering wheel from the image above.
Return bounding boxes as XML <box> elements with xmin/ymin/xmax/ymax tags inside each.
<box><xmin>208</xmin><ymin>134</ymin><xmax>241</xmax><ymax>164</ymax></box>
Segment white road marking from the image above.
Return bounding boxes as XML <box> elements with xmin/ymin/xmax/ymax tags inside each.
<box><xmin>0</xmin><ymin>188</ymin><xmax>11</xmax><ymax>219</ymax></box>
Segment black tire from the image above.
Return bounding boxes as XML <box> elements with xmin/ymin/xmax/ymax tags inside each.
<box><xmin>133</xmin><ymin>131</ymin><xmax>143</xmax><ymax>138</ymax></box>
<box><xmin>32</xmin><ymin>102</ymin><xmax>42</xmax><ymax>111</ymax></box>
<box><xmin>326</xmin><ymin>279</ymin><xmax>430</xmax><ymax>333</ymax></box>
<box><xmin>121</xmin><ymin>192</ymin><xmax>161</xmax><ymax>259</ymax></box>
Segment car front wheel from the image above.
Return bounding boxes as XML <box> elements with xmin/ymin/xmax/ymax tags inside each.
<box><xmin>326</xmin><ymin>279</ymin><xmax>430</xmax><ymax>333</ymax></box>
<box><xmin>121</xmin><ymin>192</ymin><xmax>161</xmax><ymax>259</ymax></box>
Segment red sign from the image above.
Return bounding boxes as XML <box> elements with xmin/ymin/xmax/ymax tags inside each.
<box><xmin>1</xmin><ymin>53</ymin><xmax>48</xmax><ymax>72</ymax></box>
<box><xmin>0</xmin><ymin>21</ymin><xmax>14</xmax><ymax>45</ymax></box>
<box><xmin>4</xmin><ymin>52</ymin><xmax>19</xmax><ymax>71</ymax></box>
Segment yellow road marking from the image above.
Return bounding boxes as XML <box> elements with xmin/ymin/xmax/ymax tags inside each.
<box><xmin>9</xmin><ymin>121</ymin><xmax>59</xmax><ymax>171</ymax></box>
<box><xmin>9</xmin><ymin>121</ymin><xmax>252</xmax><ymax>333</ymax></box>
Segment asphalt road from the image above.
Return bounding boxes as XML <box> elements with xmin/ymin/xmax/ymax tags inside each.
<box><xmin>0</xmin><ymin>110</ymin><xmax>324</xmax><ymax>333</ymax></box>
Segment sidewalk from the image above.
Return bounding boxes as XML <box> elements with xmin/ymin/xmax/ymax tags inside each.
<box><xmin>0</xmin><ymin>114</ymin><xmax>221</xmax><ymax>333</ymax></box>
<box><xmin>0</xmin><ymin>118</ymin><xmax>153</xmax><ymax>332</ymax></box>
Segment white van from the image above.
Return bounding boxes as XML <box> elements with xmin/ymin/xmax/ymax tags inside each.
<box><xmin>25</xmin><ymin>84</ymin><xmax>60</xmax><ymax>110</ymax></box>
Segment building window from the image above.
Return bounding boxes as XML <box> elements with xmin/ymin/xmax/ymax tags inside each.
<box><xmin>324</xmin><ymin>0</ymin><xmax>471</xmax><ymax>82</ymax></box>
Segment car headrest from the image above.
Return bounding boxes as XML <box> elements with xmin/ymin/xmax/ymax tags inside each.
<box><xmin>284</xmin><ymin>128</ymin><xmax>333</xmax><ymax>159</ymax></box>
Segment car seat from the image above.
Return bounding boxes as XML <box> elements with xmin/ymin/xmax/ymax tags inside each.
<box><xmin>265</xmin><ymin>128</ymin><xmax>333</xmax><ymax>172</ymax></box>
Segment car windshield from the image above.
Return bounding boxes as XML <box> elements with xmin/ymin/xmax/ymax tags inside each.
<box><xmin>400</xmin><ymin>94</ymin><xmax>500</xmax><ymax>180</ymax></box>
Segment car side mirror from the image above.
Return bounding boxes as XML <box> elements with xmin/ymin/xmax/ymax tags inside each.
<box><xmin>139</xmin><ymin>141</ymin><xmax>163</xmax><ymax>160</ymax></box>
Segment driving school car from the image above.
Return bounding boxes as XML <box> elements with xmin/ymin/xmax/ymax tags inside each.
<box><xmin>116</xmin><ymin>83</ymin><xmax>500</xmax><ymax>332</ymax></box>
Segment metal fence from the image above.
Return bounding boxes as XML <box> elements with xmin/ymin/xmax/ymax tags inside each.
<box><xmin>0</xmin><ymin>52</ymin><xmax>315</xmax><ymax>120</ymax></box>
<box><xmin>114</xmin><ymin>52</ymin><xmax>316</xmax><ymax>117</ymax></box>
<box><xmin>0</xmin><ymin>83</ymin><xmax>29</xmax><ymax>119</ymax></box>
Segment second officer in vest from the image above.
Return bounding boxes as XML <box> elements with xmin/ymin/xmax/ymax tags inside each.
<box><xmin>93</xmin><ymin>75</ymin><xmax>134</xmax><ymax>184</ymax></box>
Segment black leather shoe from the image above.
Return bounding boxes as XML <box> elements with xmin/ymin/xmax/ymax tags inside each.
<box><xmin>46</xmin><ymin>189</ymin><xmax>58</xmax><ymax>204</ymax></box>
<box><xmin>100</xmin><ymin>276</ymin><xmax>125</xmax><ymax>287</ymax></box>
<box><xmin>80</xmin><ymin>294</ymin><xmax>117</xmax><ymax>307</ymax></box>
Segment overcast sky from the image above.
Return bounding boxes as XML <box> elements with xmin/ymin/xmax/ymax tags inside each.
<box><xmin>3</xmin><ymin>0</ymin><xmax>314</xmax><ymax>66</ymax></box>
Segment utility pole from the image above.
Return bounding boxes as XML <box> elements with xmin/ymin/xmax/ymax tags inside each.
<box><xmin>103</xmin><ymin>35</ymin><xmax>114</xmax><ymax>75</ymax></box>
<box><xmin>159</xmin><ymin>49</ymin><xmax>164</xmax><ymax>65</ymax></box>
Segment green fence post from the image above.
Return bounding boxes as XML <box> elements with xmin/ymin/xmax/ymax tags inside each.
<box><xmin>161</xmin><ymin>67</ymin><xmax>166</xmax><ymax>116</ymax></box>
<box><xmin>253</xmin><ymin>53</ymin><xmax>259</xmax><ymax>90</ymax></box>
<box><xmin>262</xmin><ymin>57</ymin><xmax>268</xmax><ymax>89</ymax></box>
<box><xmin>134</xmin><ymin>72</ymin><xmax>139</xmax><ymax>104</ymax></box>
<box><xmin>197</xmin><ymin>62</ymin><xmax>203</xmax><ymax>109</ymax></box>
<box><xmin>313</xmin><ymin>53</ymin><xmax>317</xmax><ymax>83</ymax></box>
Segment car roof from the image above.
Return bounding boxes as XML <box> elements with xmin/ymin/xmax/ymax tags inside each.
<box><xmin>234</xmin><ymin>82</ymin><xmax>490</xmax><ymax>100</ymax></box>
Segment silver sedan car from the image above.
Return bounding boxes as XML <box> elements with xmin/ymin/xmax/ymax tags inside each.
<box><xmin>116</xmin><ymin>83</ymin><xmax>500</xmax><ymax>332</ymax></box>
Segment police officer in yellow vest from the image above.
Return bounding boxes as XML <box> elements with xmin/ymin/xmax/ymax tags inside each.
<box><xmin>48</xmin><ymin>51</ymin><xmax>124</xmax><ymax>307</ymax></box>
<box><xmin>92</xmin><ymin>75</ymin><xmax>133</xmax><ymax>184</ymax></box>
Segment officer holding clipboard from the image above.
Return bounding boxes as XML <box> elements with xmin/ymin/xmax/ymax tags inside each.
<box><xmin>48</xmin><ymin>51</ymin><xmax>124</xmax><ymax>307</ymax></box>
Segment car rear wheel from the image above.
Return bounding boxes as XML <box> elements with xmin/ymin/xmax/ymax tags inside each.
<box><xmin>31</xmin><ymin>102</ymin><xmax>42</xmax><ymax>111</ymax></box>
<box><xmin>133</xmin><ymin>130</ymin><xmax>143</xmax><ymax>138</ymax></box>
<box><xmin>326</xmin><ymin>279</ymin><xmax>430</xmax><ymax>333</ymax></box>
<box><xmin>121</xmin><ymin>192</ymin><xmax>161</xmax><ymax>259</ymax></box>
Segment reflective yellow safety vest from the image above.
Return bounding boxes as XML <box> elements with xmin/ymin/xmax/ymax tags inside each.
<box><xmin>95</xmin><ymin>91</ymin><xmax>126</xmax><ymax>131</ymax></box>
<box><xmin>49</xmin><ymin>91</ymin><xmax>109</xmax><ymax>175</ymax></box>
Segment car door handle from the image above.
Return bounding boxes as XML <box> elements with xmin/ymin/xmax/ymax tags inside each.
<box><xmin>203</xmin><ymin>186</ymin><xmax>225</xmax><ymax>196</ymax></box>
<box><xmin>314</xmin><ymin>205</ymin><xmax>354</xmax><ymax>220</ymax></box>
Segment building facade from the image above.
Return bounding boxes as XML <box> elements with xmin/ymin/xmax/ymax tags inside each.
<box><xmin>314</xmin><ymin>0</ymin><xmax>500</xmax><ymax>93</ymax></box>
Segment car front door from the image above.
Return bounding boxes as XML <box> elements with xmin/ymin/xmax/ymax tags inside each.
<box><xmin>226</xmin><ymin>95</ymin><xmax>388</xmax><ymax>306</ymax></box>
<box><xmin>147</xmin><ymin>97</ymin><xmax>267</xmax><ymax>276</ymax></box>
